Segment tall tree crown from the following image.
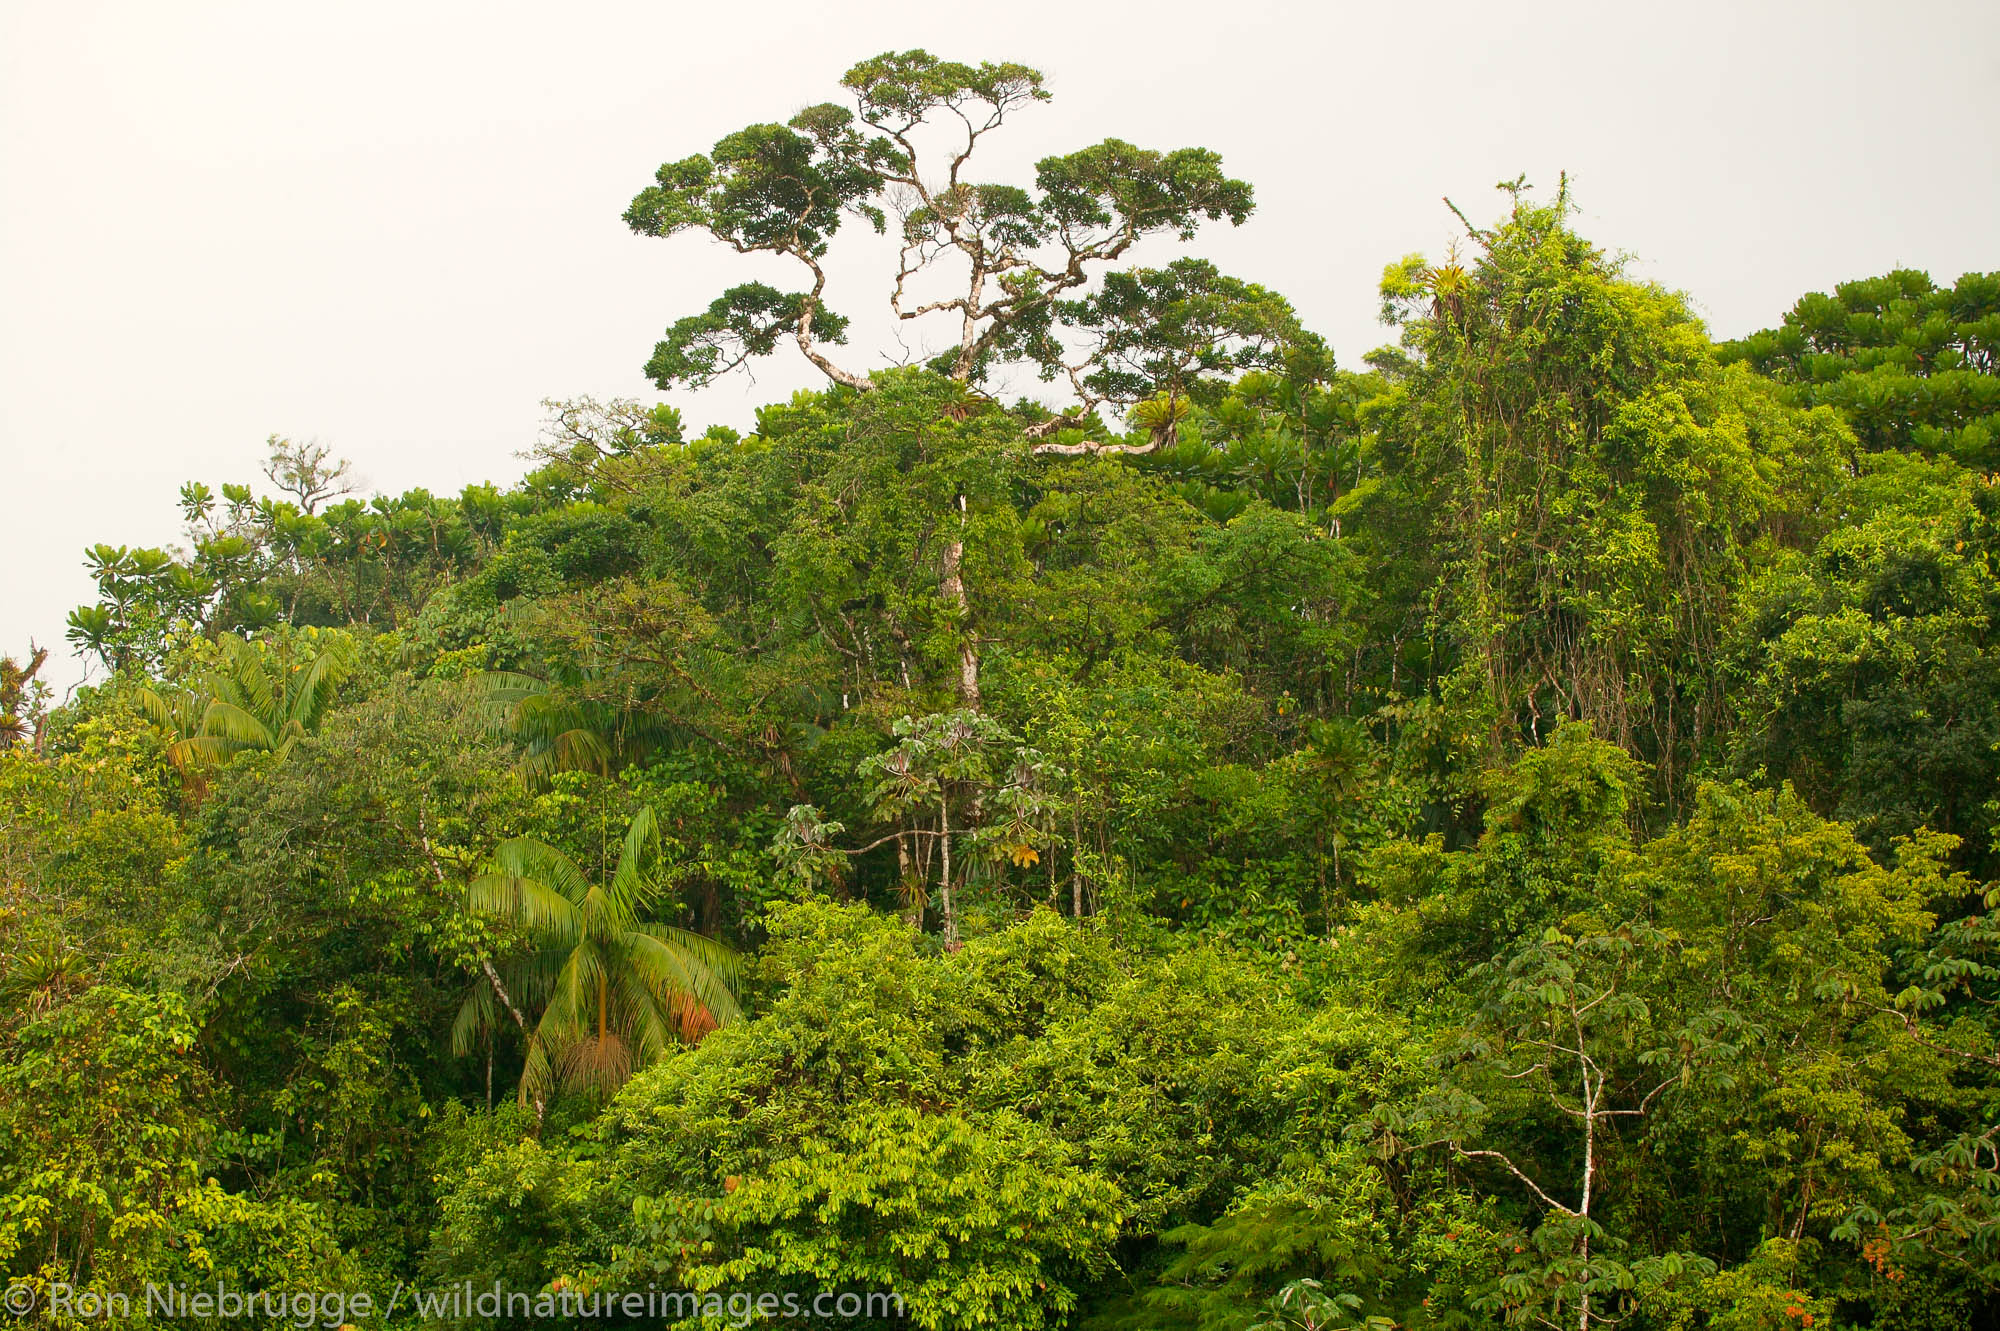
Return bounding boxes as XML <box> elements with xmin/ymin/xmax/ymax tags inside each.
<box><xmin>623</xmin><ymin>49</ymin><xmax>1286</xmax><ymax>416</ymax></box>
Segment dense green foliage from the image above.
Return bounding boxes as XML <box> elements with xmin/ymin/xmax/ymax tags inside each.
<box><xmin>8</xmin><ymin>50</ymin><xmax>2000</xmax><ymax>1331</ymax></box>
<box><xmin>1721</xmin><ymin>270</ymin><xmax>2000</xmax><ymax>465</ymax></box>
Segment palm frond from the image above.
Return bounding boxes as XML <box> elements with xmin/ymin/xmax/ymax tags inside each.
<box><xmin>487</xmin><ymin>837</ymin><xmax>596</xmax><ymax>908</ymax></box>
<box><xmin>218</xmin><ymin>636</ymin><xmax>278</xmax><ymax>724</ymax></box>
<box><xmin>543</xmin><ymin>940</ymin><xmax>602</xmax><ymax>1035</ymax></box>
<box><xmin>616</xmin><ymin>969</ymin><xmax>677</xmax><ymax>1064</ymax></box>
<box><xmin>502</xmin><ymin>946</ymin><xmax>575</xmax><ymax>1008</ymax></box>
<box><xmin>511</xmin><ymin>690</ymin><xmax>588</xmax><ymax>730</ymax></box>
<box><xmin>472</xmin><ymin>670</ymin><xmax>547</xmax><ymax>732</ymax></box>
<box><xmin>135</xmin><ymin>685</ymin><xmax>198</xmax><ymax>738</ymax></box>
<box><xmin>626</xmin><ymin>925</ymin><xmax>743</xmax><ymax>1027</ymax></box>
<box><xmin>546</xmin><ymin>727</ymin><xmax>613</xmax><ymax>775</ymax></box>
<box><xmin>451</xmin><ymin>979</ymin><xmax>499</xmax><ymax>1057</ymax></box>
<box><xmin>286</xmin><ymin>640</ymin><xmax>353</xmax><ymax>731</ymax></box>
<box><xmin>625</xmin><ymin>959</ymin><xmax>719</xmax><ymax>1048</ymax></box>
<box><xmin>271</xmin><ymin>718</ymin><xmax>311</xmax><ymax>764</ymax></box>
<box><xmin>508</xmin><ymin>723</ymin><xmax>613</xmax><ymax>790</ymax></box>
<box><xmin>469</xmin><ymin>870</ymin><xmax>584</xmax><ymax>940</ymax></box>
<box><xmin>518</xmin><ymin>1033</ymin><xmax>557</xmax><ymax>1111</ymax></box>
<box><xmin>609</xmin><ymin>805</ymin><xmax>660</xmax><ymax>911</ymax></box>
<box><xmin>170</xmin><ymin>733</ymin><xmax>257</xmax><ymax>770</ymax></box>
<box><xmin>474</xmin><ymin>668</ymin><xmax>547</xmax><ymax>697</ymax></box>
<box><xmin>527</xmin><ymin>987</ymin><xmax>588</xmax><ymax>1092</ymax></box>
<box><xmin>198</xmin><ymin>700</ymin><xmax>278</xmax><ymax>751</ymax></box>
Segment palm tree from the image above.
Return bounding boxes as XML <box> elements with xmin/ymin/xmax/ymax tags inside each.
<box><xmin>476</xmin><ymin>670</ymin><xmax>612</xmax><ymax>786</ymax></box>
<box><xmin>454</xmin><ymin>806</ymin><xmax>740</xmax><ymax>1110</ymax></box>
<box><xmin>474</xmin><ymin>667</ymin><xmax>670</xmax><ymax>791</ymax></box>
<box><xmin>138</xmin><ymin>630</ymin><xmax>355</xmax><ymax>772</ymax></box>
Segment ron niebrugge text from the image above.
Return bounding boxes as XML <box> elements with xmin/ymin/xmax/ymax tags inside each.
<box><xmin>13</xmin><ymin>1281</ymin><xmax>905</xmax><ymax>1325</ymax></box>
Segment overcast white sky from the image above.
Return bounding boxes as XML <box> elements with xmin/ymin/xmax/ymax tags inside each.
<box><xmin>5</xmin><ymin>0</ymin><xmax>1998</xmax><ymax>697</ymax></box>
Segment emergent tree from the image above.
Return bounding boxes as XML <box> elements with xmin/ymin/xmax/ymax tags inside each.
<box><xmin>624</xmin><ymin>49</ymin><xmax>1310</xmax><ymax>448</ymax></box>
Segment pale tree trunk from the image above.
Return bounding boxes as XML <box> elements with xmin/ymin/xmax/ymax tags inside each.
<box><xmin>897</xmin><ymin>828</ymin><xmax>918</xmax><ymax>926</ymax></box>
<box><xmin>954</xmin><ymin>259</ymin><xmax>986</xmax><ymax>382</ymax></box>
<box><xmin>1575</xmin><ymin>1009</ymin><xmax>1599</xmax><ymax>1331</ymax></box>
<box><xmin>794</xmin><ymin>262</ymin><xmax>873</xmax><ymax>392</ymax></box>
<box><xmin>938</xmin><ymin>795</ymin><xmax>959</xmax><ymax>945</ymax></box>
<box><xmin>1445</xmin><ymin>988</ymin><xmax>1654</xmax><ymax>1331</ymax></box>
<box><xmin>939</xmin><ymin>495</ymin><xmax>982</xmax><ymax>711</ymax></box>
<box><xmin>1029</xmin><ymin>434</ymin><xmax>1166</xmax><ymax>457</ymax></box>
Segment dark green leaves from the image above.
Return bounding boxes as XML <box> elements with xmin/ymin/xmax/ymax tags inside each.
<box><xmin>1721</xmin><ymin>267</ymin><xmax>2000</xmax><ymax>465</ymax></box>
<box><xmin>623</xmin><ymin>114</ymin><xmax>889</xmax><ymax>257</ymax></box>
<box><xmin>1063</xmin><ymin>258</ymin><xmax>1311</xmax><ymax>406</ymax></box>
<box><xmin>643</xmin><ymin>283</ymin><xmax>850</xmax><ymax>390</ymax></box>
<box><xmin>840</xmin><ymin>49</ymin><xmax>1048</xmax><ymax>129</ymax></box>
<box><xmin>1036</xmin><ymin>140</ymin><xmax>1253</xmax><ymax>242</ymax></box>
<box><xmin>625</xmin><ymin>52</ymin><xmax>1265</xmax><ymax>395</ymax></box>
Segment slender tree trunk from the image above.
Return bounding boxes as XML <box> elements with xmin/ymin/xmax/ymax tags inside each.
<box><xmin>898</xmin><ymin>827</ymin><xmax>918</xmax><ymax>926</ymax></box>
<box><xmin>938</xmin><ymin>796</ymin><xmax>958</xmax><ymax>945</ymax></box>
<box><xmin>1070</xmin><ymin>806</ymin><xmax>1084</xmax><ymax>918</ymax></box>
<box><xmin>1577</xmin><ymin>1014</ymin><xmax>1598</xmax><ymax>1331</ymax></box>
<box><xmin>517</xmin><ymin>1034</ymin><xmax>547</xmax><ymax>1129</ymax></box>
<box><xmin>940</xmin><ymin>495</ymin><xmax>982</xmax><ymax>711</ymax></box>
<box><xmin>479</xmin><ymin>957</ymin><xmax>527</xmax><ymax>1033</ymax></box>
